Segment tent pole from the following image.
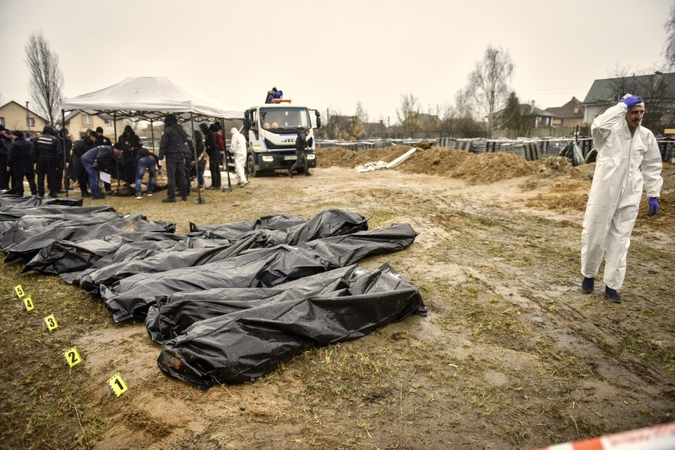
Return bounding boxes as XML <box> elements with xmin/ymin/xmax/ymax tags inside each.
<box><xmin>191</xmin><ymin>113</ymin><xmax>204</xmax><ymax>204</ymax></box>
<box><xmin>221</xmin><ymin>117</ymin><xmax>232</xmax><ymax>193</ymax></box>
<box><xmin>150</xmin><ymin>120</ymin><xmax>155</xmax><ymax>151</ymax></box>
<box><xmin>62</xmin><ymin>108</ymin><xmax>69</xmax><ymax>198</ymax></box>
<box><xmin>113</xmin><ymin>113</ymin><xmax>120</xmax><ymax>190</ymax></box>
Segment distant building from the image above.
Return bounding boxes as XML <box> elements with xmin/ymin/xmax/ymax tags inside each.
<box><xmin>0</xmin><ymin>101</ymin><xmax>48</xmax><ymax>136</ymax></box>
<box><xmin>545</xmin><ymin>97</ymin><xmax>585</xmax><ymax>128</ymax></box>
<box><xmin>492</xmin><ymin>101</ymin><xmax>556</xmax><ymax>130</ymax></box>
<box><xmin>62</xmin><ymin>111</ymin><xmax>115</xmax><ymax>140</ymax></box>
<box><xmin>582</xmin><ymin>71</ymin><xmax>675</xmax><ymax>132</ymax></box>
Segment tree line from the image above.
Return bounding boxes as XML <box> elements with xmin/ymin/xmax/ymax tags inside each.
<box><xmin>13</xmin><ymin>5</ymin><xmax>675</xmax><ymax>136</ymax></box>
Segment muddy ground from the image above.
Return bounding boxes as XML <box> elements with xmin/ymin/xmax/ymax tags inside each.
<box><xmin>1</xmin><ymin>145</ymin><xmax>674</xmax><ymax>450</ymax></box>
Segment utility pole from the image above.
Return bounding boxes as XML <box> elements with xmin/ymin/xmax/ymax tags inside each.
<box><xmin>26</xmin><ymin>101</ymin><xmax>31</xmax><ymax>135</ymax></box>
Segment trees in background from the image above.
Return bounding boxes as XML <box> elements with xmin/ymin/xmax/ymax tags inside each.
<box><xmin>396</xmin><ymin>92</ymin><xmax>422</xmax><ymax>137</ymax></box>
<box><xmin>459</xmin><ymin>45</ymin><xmax>514</xmax><ymax>138</ymax></box>
<box><xmin>25</xmin><ymin>32</ymin><xmax>63</xmax><ymax>126</ymax></box>
<box><xmin>665</xmin><ymin>2</ymin><xmax>675</xmax><ymax>69</ymax></box>
<box><xmin>500</xmin><ymin>91</ymin><xmax>533</xmax><ymax>138</ymax></box>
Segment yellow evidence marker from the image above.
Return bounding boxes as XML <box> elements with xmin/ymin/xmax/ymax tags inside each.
<box><xmin>21</xmin><ymin>296</ymin><xmax>34</xmax><ymax>311</ymax></box>
<box><xmin>43</xmin><ymin>314</ymin><xmax>59</xmax><ymax>331</ymax></box>
<box><xmin>107</xmin><ymin>373</ymin><xmax>128</xmax><ymax>397</ymax></box>
<box><xmin>13</xmin><ymin>284</ymin><xmax>25</xmax><ymax>298</ymax></box>
<box><xmin>64</xmin><ymin>347</ymin><xmax>83</xmax><ymax>367</ymax></box>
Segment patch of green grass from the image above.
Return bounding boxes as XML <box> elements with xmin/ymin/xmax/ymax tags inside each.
<box><xmin>0</xmin><ymin>264</ymin><xmax>112</xmax><ymax>449</ymax></box>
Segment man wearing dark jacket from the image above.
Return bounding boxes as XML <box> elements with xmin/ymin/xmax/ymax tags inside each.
<box><xmin>0</xmin><ymin>125</ymin><xmax>13</xmax><ymax>191</ymax></box>
<box><xmin>199</xmin><ymin>122</ymin><xmax>220</xmax><ymax>189</ymax></box>
<box><xmin>95</xmin><ymin>127</ymin><xmax>114</xmax><ymax>192</ymax></box>
<box><xmin>80</xmin><ymin>145</ymin><xmax>120</xmax><ymax>199</ymax></box>
<box><xmin>289</xmin><ymin>128</ymin><xmax>312</xmax><ymax>177</ymax></box>
<box><xmin>70</xmin><ymin>131</ymin><xmax>97</xmax><ymax>197</ymax></box>
<box><xmin>115</xmin><ymin>125</ymin><xmax>141</xmax><ymax>187</ymax></box>
<box><xmin>7</xmin><ymin>130</ymin><xmax>37</xmax><ymax>196</ymax></box>
<box><xmin>159</xmin><ymin>114</ymin><xmax>188</xmax><ymax>202</ymax></box>
<box><xmin>32</xmin><ymin>126</ymin><xmax>62</xmax><ymax>198</ymax></box>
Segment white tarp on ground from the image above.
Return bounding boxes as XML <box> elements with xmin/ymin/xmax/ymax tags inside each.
<box><xmin>356</xmin><ymin>147</ymin><xmax>417</xmax><ymax>173</ymax></box>
<box><xmin>62</xmin><ymin>77</ymin><xmax>243</xmax><ymax>120</ymax></box>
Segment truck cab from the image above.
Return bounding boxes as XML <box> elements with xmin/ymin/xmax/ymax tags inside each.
<box><xmin>243</xmin><ymin>103</ymin><xmax>321</xmax><ymax>177</ymax></box>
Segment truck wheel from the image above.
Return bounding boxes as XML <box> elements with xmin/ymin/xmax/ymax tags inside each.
<box><xmin>247</xmin><ymin>154</ymin><xmax>261</xmax><ymax>178</ymax></box>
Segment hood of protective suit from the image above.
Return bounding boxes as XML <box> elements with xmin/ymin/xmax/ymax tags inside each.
<box><xmin>230</xmin><ymin>127</ymin><xmax>239</xmax><ymax>136</ymax></box>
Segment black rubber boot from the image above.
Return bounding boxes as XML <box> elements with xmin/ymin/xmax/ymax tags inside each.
<box><xmin>604</xmin><ymin>287</ymin><xmax>622</xmax><ymax>304</ymax></box>
<box><xmin>581</xmin><ymin>277</ymin><xmax>594</xmax><ymax>294</ymax></box>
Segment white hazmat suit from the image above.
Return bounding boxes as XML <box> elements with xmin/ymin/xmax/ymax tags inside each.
<box><xmin>580</xmin><ymin>101</ymin><xmax>663</xmax><ymax>290</ymax></box>
<box><xmin>230</xmin><ymin>127</ymin><xmax>248</xmax><ymax>186</ymax></box>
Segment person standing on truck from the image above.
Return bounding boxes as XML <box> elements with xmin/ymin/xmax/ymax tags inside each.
<box><xmin>229</xmin><ymin>127</ymin><xmax>248</xmax><ymax>187</ymax></box>
<box><xmin>289</xmin><ymin>128</ymin><xmax>312</xmax><ymax>178</ymax></box>
<box><xmin>580</xmin><ymin>94</ymin><xmax>663</xmax><ymax>304</ymax></box>
<box><xmin>265</xmin><ymin>87</ymin><xmax>283</xmax><ymax>104</ymax></box>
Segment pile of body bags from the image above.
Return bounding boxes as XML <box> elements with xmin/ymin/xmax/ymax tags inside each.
<box><xmin>0</xmin><ymin>194</ymin><xmax>426</xmax><ymax>389</ymax></box>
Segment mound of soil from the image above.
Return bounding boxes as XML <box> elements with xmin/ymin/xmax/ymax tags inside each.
<box><xmin>317</xmin><ymin>146</ymin><xmax>539</xmax><ymax>184</ymax></box>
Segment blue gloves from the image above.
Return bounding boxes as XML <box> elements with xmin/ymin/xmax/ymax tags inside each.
<box><xmin>648</xmin><ymin>197</ymin><xmax>659</xmax><ymax>216</ymax></box>
<box><xmin>620</xmin><ymin>95</ymin><xmax>643</xmax><ymax>109</ymax></box>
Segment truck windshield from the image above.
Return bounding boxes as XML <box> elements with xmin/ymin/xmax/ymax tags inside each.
<box><xmin>260</xmin><ymin>107</ymin><xmax>310</xmax><ymax>132</ymax></box>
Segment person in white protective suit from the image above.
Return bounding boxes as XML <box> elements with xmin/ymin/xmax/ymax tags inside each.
<box><xmin>580</xmin><ymin>94</ymin><xmax>663</xmax><ymax>303</ymax></box>
<box><xmin>229</xmin><ymin>127</ymin><xmax>249</xmax><ymax>187</ymax></box>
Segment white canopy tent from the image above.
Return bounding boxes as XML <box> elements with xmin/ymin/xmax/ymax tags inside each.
<box><xmin>61</xmin><ymin>76</ymin><xmax>244</xmax><ymax>121</ymax></box>
<box><xmin>61</xmin><ymin>77</ymin><xmax>243</xmax><ymax>198</ymax></box>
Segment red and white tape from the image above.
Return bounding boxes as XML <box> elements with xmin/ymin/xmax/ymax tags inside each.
<box><xmin>535</xmin><ymin>422</ymin><xmax>675</xmax><ymax>450</ymax></box>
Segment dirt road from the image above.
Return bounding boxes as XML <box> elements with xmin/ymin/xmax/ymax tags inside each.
<box><xmin>2</xmin><ymin>146</ymin><xmax>674</xmax><ymax>449</ymax></box>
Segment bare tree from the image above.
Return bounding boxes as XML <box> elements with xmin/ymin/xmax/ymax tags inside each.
<box><xmin>462</xmin><ymin>45</ymin><xmax>514</xmax><ymax>137</ymax></box>
<box><xmin>666</xmin><ymin>2</ymin><xmax>675</xmax><ymax>69</ymax></box>
<box><xmin>355</xmin><ymin>101</ymin><xmax>369</xmax><ymax>125</ymax></box>
<box><xmin>323</xmin><ymin>108</ymin><xmax>342</xmax><ymax>140</ymax></box>
<box><xmin>396</xmin><ymin>92</ymin><xmax>421</xmax><ymax>137</ymax></box>
<box><xmin>25</xmin><ymin>31</ymin><xmax>63</xmax><ymax>126</ymax></box>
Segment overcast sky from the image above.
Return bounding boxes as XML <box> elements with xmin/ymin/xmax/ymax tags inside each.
<box><xmin>0</xmin><ymin>0</ymin><xmax>672</xmax><ymax>123</ymax></box>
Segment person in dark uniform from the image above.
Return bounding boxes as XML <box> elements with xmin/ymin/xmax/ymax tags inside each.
<box><xmin>199</xmin><ymin>122</ymin><xmax>220</xmax><ymax>189</ymax></box>
<box><xmin>158</xmin><ymin>114</ymin><xmax>188</xmax><ymax>202</ymax></box>
<box><xmin>0</xmin><ymin>125</ymin><xmax>12</xmax><ymax>191</ymax></box>
<box><xmin>115</xmin><ymin>125</ymin><xmax>141</xmax><ymax>187</ymax></box>
<box><xmin>70</xmin><ymin>131</ymin><xmax>97</xmax><ymax>197</ymax></box>
<box><xmin>95</xmin><ymin>126</ymin><xmax>112</xmax><ymax>146</ymax></box>
<box><xmin>95</xmin><ymin>126</ymin><xmax>113</xmax><ymax>192</ymax></box>
<box><xmin>7</xmin><ymin>130</ymin><xmax>37</xmax><ymax>196</ymax></box>
<box><xmin>289</xmin><ymin>128</ymin><xmax>312</xmax><ymax>177</ymax></box>
<box><xmin>31</xmin><ymin>125</ymin><xmax>62</xmax><ymax>198</ymax></box>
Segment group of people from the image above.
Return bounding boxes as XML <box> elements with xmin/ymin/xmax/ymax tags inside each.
<box><xmin>0</xmin><ymin>125</ymin><xmax>103</xmax><ymax>198</ymax></box>
<box><xmin>158</xmin><ymin>114</ymin><xmax>248</xmax><ymax>203</ymax></box>
<box><xmin>0</xmin><ymin>115</ymin><xmax>252</xmax><ymax>202</ymax></box>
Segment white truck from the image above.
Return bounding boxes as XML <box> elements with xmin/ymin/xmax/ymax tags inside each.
<box><xmin>242</xmin><ymin>101</ymin><xmax>322</xmax><ymax>177</ymax></box>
